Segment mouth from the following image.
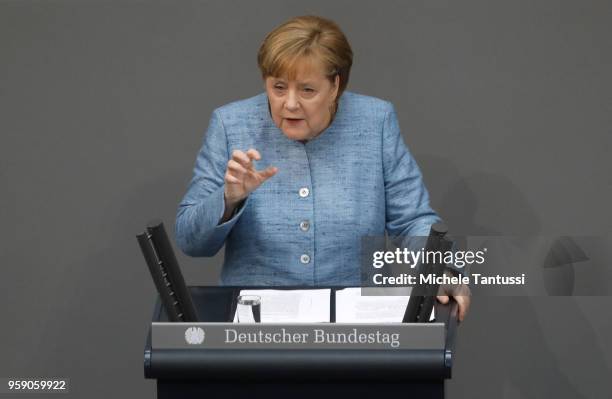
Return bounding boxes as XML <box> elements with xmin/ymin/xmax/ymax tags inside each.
<box><xmin>284</xmin><ymin>118</ymin><xmax>304</xmax><ymax>126</ymax></box>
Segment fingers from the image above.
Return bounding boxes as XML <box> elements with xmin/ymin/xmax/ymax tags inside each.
<box><xmin>227</xmin><ymin>159</ymin><xmax>248</xmax><ymax>176</ymax></box>
<box><xmin>231</xmin><ymin>149</ymin><xmax>253</xmax><ymax>170</ymax></box>
<box><xmin>257</xmin><ymin>166</ymin><xmax>278</xmax><ymax>181</ymax></box>
<box><xmin>224</xmin><ymin>173</ymin><xmax>240</xmax><ymax>184</ymax></box>
<box><xmin>437</xmin><ymin>283</ymin><xmax>471</xmax><ymax>322</ymax></box>
<box><xmin>246</xmin><ymin>148</ymin><xmax>261</xmax><ymax>161</ymax></box>
<box><xmin>455</xmin><ymin>295</ymin><xmax>470</xmax><ymax>322</ymax></box>
<box><xmin>232</xmin><ymin>148</ymin><xmax>262</xmax><ymax>170</ymax></box>
<box><xmin>225</xmin><ymin>159</ymin><xmax>247</xmax><ymax>188</ymax></box>
<box><xmin>227</xmin><ymin>149</ymin><xmax>278</xmax><ymax>186</ymax></box>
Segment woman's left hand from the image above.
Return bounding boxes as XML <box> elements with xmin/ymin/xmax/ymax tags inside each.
<box><xmin>437</xmin><ymin>283</ymin><xmax>471</xmax><ymax>323</ymax></box>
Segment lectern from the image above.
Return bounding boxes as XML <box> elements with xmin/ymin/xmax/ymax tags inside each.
<box><xmin>144</xmin><ymin>286</ymin><xmax>458</xmax><ymax>399</ymax></box>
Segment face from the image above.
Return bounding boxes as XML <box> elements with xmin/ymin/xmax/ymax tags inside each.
<box><xmin>265</xmin><ymin>61</ymin><xmax>340</xmax><ymax>141</ymax></box>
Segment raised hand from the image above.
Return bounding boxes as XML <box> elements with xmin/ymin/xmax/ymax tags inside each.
<box><xmin>224</xmin><ymin>148</ymin><xmax>278</xmax><ymax>209</ymax></box>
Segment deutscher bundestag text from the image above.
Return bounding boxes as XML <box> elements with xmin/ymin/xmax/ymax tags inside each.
<box><xmin>224</xmin><ymin>328</ymin><xmax>400</xmax><ymax>348</ymax></box>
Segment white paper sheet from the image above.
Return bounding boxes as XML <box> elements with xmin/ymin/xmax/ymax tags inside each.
<box><xmin>335</xmin><ymin>287</ymin><xmax>434</xmax><ymax>323</ymax></box>
<box><xmin>233</xmin><ymin>289</ymin><xmax>331</xmax><ymax>323</ymax></box>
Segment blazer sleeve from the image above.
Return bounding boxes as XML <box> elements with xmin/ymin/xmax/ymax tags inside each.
<box><xmin>382</xmin><ymin>103</ymin><xmax>442</xmax><ymax>239</ymax></box>
<box><xmin>175</xmin><ymin>109</ymin><xmax>248</xmax><ymax>257</ymax></box>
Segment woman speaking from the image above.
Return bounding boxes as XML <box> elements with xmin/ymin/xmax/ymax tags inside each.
<box><xmin>175</xmin><ymin>16</ymin><xmax>468</xmax><ymax>319</ymax></box>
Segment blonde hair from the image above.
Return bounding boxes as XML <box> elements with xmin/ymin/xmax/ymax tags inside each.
<box><xmin>257</xmin><ymin>16</ymin><xmax>353</xmax><ymax>98</ymax></box>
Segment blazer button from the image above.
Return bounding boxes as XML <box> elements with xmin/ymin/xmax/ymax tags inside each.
<box><xmin>300</xmin><ymin>254</ymin><xmax>311</xmax><ymax>264</ymax></box>
<box><xmin>299</xmin><ymin>220</ymin><xmax>310</xmax><ymax>232</ymax></box>
<box><xmin>299</xmin><ymin>187</ymin><xmax>310</xmax><ymax>198</ymax></box>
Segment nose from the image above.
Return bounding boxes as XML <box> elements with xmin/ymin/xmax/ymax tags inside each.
<box><xmin>284</xmin><ymin>89</ymin><xmax>300</xmax><ymax>112</ymax></box>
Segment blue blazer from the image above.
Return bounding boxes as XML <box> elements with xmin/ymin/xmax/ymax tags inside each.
<box><xmin>175</xmin><ymin>91</ymin><xmax>441</xmax><ymax>286</ymax></box>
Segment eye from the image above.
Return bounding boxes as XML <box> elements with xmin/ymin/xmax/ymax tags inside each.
<box><xmin>273</xmin><ymin>83</ymin><xmax>286</xmax><ymax>91</ymax></box>
<box><xmin>301</xmin><ymin>87</ymin><xmax>316</xmax><ymax>97</ymax></box>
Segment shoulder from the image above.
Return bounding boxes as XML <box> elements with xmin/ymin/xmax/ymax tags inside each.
<box><xmin>341</xmin><ymin>91</ymin><xmax>394</xmax><ymax>112</ymax></box>
<box><xmin>206</xmin><ymin>94</ymin><xmax>269</xmax><ymax>145</ymax></box>
<box><xmin>339</xmin><ymin>91</ymin><xmax>395</xmax><ymax>121</ymax></box>
<box><xmin>337</xmin><ymin>91</ymin><xmax>395</xmax><ymax>128</ymax></box>
<box><xmin>212</xmin><ymin>93</ymin><xmax>268</xmax><ymax>122</ymax></box>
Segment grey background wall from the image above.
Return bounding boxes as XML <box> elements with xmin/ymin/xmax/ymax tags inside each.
<box><xmin>1</xmin><ymin>1</ymin><xmax>611</xmax><ymax>398</ymax></box>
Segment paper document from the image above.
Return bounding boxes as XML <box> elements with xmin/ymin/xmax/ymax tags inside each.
<box><xmin>335</xmin><ymin>287</ymin><xmax>434</xmax><ymax>323</ymax></box>
<box><xmin>233</xmin><ymin>289</ymin><xmax>331</xmax><ymax>323</ymax></box>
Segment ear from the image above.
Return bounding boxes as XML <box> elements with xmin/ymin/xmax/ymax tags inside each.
<box><xmin>332</xmin><ymin>74</ymin><xmax>340</xmax><ymax>98</ymax></box>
